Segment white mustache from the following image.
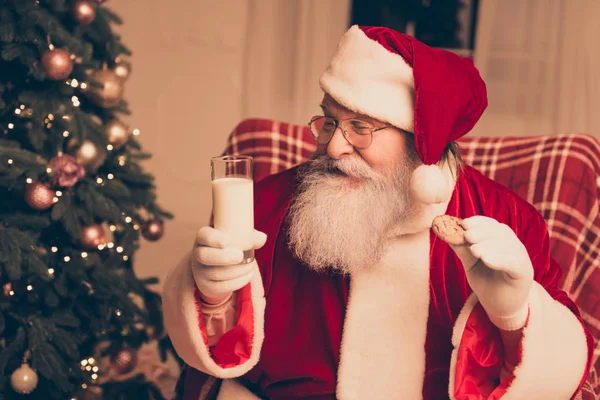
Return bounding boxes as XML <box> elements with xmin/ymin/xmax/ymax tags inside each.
<box><xmin>308</xmin><ymin>156</ymin><xmax>379</xmax><ymax>180</ymax></box>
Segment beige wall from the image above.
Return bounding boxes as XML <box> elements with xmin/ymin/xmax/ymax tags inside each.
<box><xmin>110</xmin><ymin>1</ymin><xmax>249</xmax><ymax>287</ymax></box>
<box><xmin>472</xmin><ymin>0</ymin><xmax>600</xmax><ymax>139</ymax></box>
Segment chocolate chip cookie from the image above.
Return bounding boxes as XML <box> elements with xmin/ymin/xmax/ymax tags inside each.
<box><xmin>432</xmin><ymin>215</ymin><xmax>466</xmax><ymax>246</ymax></box>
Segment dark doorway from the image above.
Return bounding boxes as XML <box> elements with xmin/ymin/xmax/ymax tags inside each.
<box><xmin>350</xmin><ymin>0</ymin><xmax>479</xmax><ymax>54</ymax></box>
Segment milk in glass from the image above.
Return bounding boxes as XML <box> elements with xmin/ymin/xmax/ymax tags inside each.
<box><xmin>211</xmin><ymin>177</ymin><xmax>254</xmax><ymax>262</ymax></box>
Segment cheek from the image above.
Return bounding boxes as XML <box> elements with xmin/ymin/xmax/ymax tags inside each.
<box><xmin>315</xmin><ymin>143</ymin><xmax>328</xmax><ymax>155</ymax></box>
<box><xmin>360</xmin><ymin>142</ymin><xmax>406</xmax><ymax>171</ymax></box>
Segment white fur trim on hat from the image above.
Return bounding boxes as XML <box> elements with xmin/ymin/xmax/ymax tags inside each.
<box><xmin>319</xmin><ymin>25</ymin><xmax>415</xmax><ymax>132</ymax></box>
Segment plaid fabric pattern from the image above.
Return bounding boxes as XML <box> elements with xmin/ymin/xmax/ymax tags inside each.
<box><xmin>222</xmin><ymin>119</ymin><xmax>600</xmax><ymax>398</ymax></box>
<box><xmin>223</xmin><ymin>119</ymin><xmax>316</xmax><ymax>181</ymax></box>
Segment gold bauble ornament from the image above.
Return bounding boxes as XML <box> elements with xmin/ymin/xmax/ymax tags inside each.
<box><xmin>80</xmin><ymin>224</ymin><xmax>106</xmax><ymax>249</ymax></box>
<box><xmin>24</xmin><ymin>182</ymin><xmax>56</xmax><ymax>211</ymax></box>
<box><xmin>41</xmin><ymin>48</ymin><xmax>73</xmax><ymax>80</ymax></box>
<box><xmin>71</xmin><ymin>0</ymin><xmax>97</xmax><ymax>25</ymax></box>
<box><xmin>68</xmin><ymin>139</ymin><xmax>106</xmax><ymax>171</ymax></box>
<box><xmin>87</xmin><ymin>69</ymin><xmax>125</xmax><ymax>108</ymax></box>
<box><xmin>113</xmin><ymin>58</ymin><xmax>131</xmax><ymax>81</ymax></box>
<box><xmin>10</xmin><ymin>362</ymin><xmax>38</xmax><ymax>394</ymax></box>
<box><xmin>105</xmin><ymin>119</ymin><xmax>130</xmax><ymax>149</ymax></box>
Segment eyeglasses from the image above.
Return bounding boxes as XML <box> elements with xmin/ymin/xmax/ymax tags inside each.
<box><xmin>308</xmin><ymin>116</ymin><xmax>391</xmax><ymax>149</ymax></box>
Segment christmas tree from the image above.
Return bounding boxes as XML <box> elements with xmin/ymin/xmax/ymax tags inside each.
<box><xmin>0</xmin><ymin>1</ymin><xmax>180</xmax><ymax>399</ymax></box>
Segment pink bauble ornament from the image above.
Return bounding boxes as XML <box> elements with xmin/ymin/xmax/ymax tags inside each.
<box><xmin>71</xmin><ymin>0</ymin><xmax>97</xmax><ymax>25</ymax></box>
<box><xmin>80</xmin><ymin>224</ymin><xmax>106</xmax><ymax>249</ymax></box>
<box><xmin>110</xmin><ymin>347</ymin><xmax>138</xmax><ymax>375</ymax></box>
<box><xmin>49</xmin><ymin>154</ymin><xmax>85</xmax><ymax>187</ymax></box>
<box><xmin>41</xmin><ymin>48</ymin><xmax>73</xmax><ymax>80</ymax></box>
<box><xmin>24</xmin><ymin>182</ymin><xmax>55</xmax><ymax>210</ymax></box>
<box><xmin>142</xmin><ymin>220</ymin><xmax>163</xmax><ymax>241</ymax></box>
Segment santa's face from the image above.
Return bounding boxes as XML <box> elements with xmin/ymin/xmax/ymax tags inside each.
<box><xmin>316</xmin><ymin>94</ymin><xmax>415</xmax><ymax>177</ymax></box>
<box><xmin>287</xmin><ymin>95</ymin><xmax>420</xmax><ymax>275</ymax></box>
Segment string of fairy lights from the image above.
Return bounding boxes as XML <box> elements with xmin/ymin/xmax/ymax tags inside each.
<box><xmin>2</xmin><ymin>75</ymin><xmax>144</xmax><ymax>298</ymax></box>
<box><xmin>4</xmin><ymin>213</ymin><xmax>139</xmax><ymax>298</ymax></box>
<box><xmin>1</xmin><ymin>1</ymin><xmax>169</xmax><ymax>396</ymax></box>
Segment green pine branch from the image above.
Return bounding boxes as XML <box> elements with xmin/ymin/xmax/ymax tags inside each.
<box><xmin>0</xmin><ymin>1</ymin><xmax>176</xmax><ymax>398</ymax></box>
<box><xmin>0</xmin><ymin>144</ymin><xmax>47</xmax><ymax>173</ymax></box>
<box><xmin>0</xmin><ymin>226</ymin><xmax>53</xmax><ymax>285</ymax></box>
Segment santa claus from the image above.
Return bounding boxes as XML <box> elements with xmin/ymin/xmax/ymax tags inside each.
<box><xmin>162</xmin><ymin>26</ymin><xmax>592</xmax><ymax>399</ymax></box>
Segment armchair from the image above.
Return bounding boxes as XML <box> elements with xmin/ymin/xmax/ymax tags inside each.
<box><xmin>221</xmin><ymin>118</ymin><xmax>600</xmax><ymax>399</ymax></box>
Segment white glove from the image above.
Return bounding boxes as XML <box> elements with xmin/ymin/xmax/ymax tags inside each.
<box><xmin>450</xmin><ymin>216</ymin><xmax>534</xmax><ymax>330</ymax></box>
<box><xmin>191</xmin><ymin>226</ymin><xmax>267</xmax><ymax>303</ymax></box>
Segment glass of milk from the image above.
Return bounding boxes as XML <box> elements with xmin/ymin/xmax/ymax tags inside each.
<box><xmin>210</xmin><ymin>155</ymin><xmax>255</xmax><ymax>264</ymax></box>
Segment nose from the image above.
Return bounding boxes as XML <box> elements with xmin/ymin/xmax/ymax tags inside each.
<box><xmin>326</xmin><ymin>126</ymin><xmax>354</xmax><ymax>159</ymax></box>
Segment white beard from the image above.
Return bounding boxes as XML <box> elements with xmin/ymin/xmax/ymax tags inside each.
<box><xmin>287</xmin><ymin>154</ymin><xmax>419</xmax><ymax>275</ymax></box>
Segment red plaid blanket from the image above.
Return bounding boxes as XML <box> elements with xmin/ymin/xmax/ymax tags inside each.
<box><xmin>221</xmin><ymin>118</ymin><xmax>600</xmax><ymax>398</ymax></box>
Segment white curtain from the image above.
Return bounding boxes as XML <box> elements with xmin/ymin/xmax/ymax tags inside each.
<box><xmin>471</xmin><ymin>0</ymin><xmax>600</xmax><ymax>139</ymax></box>
<box><xmin>241</xmin><ymin>0</ymin><xmax>351</xmax><ymax>126</ymax></box>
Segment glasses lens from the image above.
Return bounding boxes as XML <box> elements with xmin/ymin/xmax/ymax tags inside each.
<box><xmin>310</xmin><ymin>117</ymin><xmax>336</xmax><ymax>144</ymax></box>
<box><xmin>346</xmin><ymin>120</ymin><xmax>373</xmax><ymax>148</ymax></box>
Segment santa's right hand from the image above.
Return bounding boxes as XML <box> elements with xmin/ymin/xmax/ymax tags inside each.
<box><xmin>191</xmin><ymin>226</ymin><xmax>267</xmax><ymax>302</ymax></box>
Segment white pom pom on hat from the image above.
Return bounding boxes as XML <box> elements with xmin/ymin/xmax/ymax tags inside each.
<box><xmin>319</xmin><ymin>25</ymin><xmax>488</xmax><ymax>205</ymax></box>
<box><xmin>410</xmin><ymin>164</ymin><xmax>453</xmax><ymax>205</ymax></box>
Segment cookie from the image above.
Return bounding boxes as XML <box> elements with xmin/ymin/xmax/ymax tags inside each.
<box><xmin>432</xmin><ymin>215</ymin><xmax>466</xmax><ymax>246</ymax></box>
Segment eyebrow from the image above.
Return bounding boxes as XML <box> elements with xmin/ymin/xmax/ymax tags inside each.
<box><xmin>319</xmin><ymin>103</ymin><xmax>332</xmax><ymax>116</ymax></box>
<box><xmin>319</xmin><ymin>103</ymin><xmax>379</xmax><ymax>125</ymax></box>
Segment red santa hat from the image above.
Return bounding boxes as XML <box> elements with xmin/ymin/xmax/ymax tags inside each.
<box><xmin>319</xmin><ymin>25</ymin><xmax>488</xmax><ymax>205</ymax></box>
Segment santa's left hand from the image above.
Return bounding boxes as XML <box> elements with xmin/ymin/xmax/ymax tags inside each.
<box><xmin>449</xmin><ymin>216</ymin><xmax>534</xmax><ymax>331</ymax></box>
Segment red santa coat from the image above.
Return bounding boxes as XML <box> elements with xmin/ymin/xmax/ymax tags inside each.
<box><xmin>163</xmin><ymin>164</ymin><xmax>592</xmax><ymax>400</ymax></box>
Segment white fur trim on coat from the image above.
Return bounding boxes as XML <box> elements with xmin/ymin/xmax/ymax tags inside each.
<box><xmin>162</xmin><ymin>251</ymin><xmax>265</xmax><ymax>378</ymax></box>
<box><xmin>449</xmin><ymin>282</ymin><xmax>588</xmax><ymax>399</ymax></box>
<box><xmin>336</xmin><ymin>229</ymin><xmax>431</xmax><ymax>399</ymax></box>
<box><xmin>216</xmin><ymin>379</ymin><xmax>261</xmax><ymax>400</ymax></box>
<box><xmin>319</xmin><ymin>25</ymin><xmax>415</xmax><ymax>131</ymax></box>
